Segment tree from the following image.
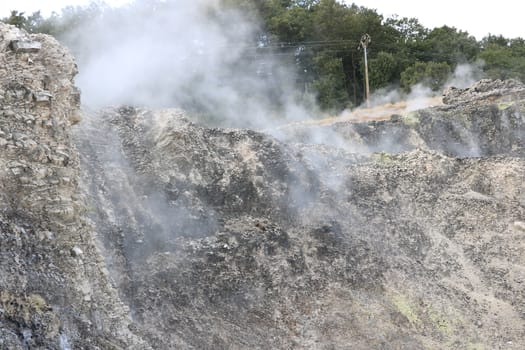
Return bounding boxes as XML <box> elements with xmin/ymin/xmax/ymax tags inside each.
<box><xmin>400</xmin><ymin>61</ymin><xmax>451</xmax><ymax>92</ymax></box>
<box><xmin>266</xmin><ymin>4</ymin><xmax>313</xmax><ymax>42</ymax></box>
<box><xmin>1</xmin><ymin>10</ymin><xmax>53</xmax><ymax>33</ymax></box>
<box><xmin>311</xmin><ymin>51</ymin><xmax>349</xmax><ymax>110</ymax></box>
<box><xmin>414</xmin><ymin>26</ymin><xmax>480</xmax><ymax>65</ymax></box>
<box><xmin>385</xmin><ymin>16</ymin><xmax>427</xmax><ymax>44</ymax></box>
<box><xmin>368</xmin><ymin>51</ymin><xmax>399</xmax><ymax>89</ymax></box>
<box><xmin>479</xmin><ymin>36</ymin><xmax>525</xmax><ymax>81</ymax></box>
<box><xmin>3</xmin><ymin>10</ymin><xmax>28</xmax><ymax>29</ymax></box>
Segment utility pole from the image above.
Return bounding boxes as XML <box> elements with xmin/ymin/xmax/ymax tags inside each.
<box><xmin>360</xmin><ymin>33</ymin><xmax>371</xmax><ymax>107</ymax></box>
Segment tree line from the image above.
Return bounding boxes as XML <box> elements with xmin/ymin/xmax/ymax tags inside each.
<box><xmin>3</xmin><ymin>0</ymin><xmax>525</xmax><ymax>111</ymax></box>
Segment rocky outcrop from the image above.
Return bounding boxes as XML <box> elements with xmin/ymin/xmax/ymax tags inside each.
<box><xmin>442</xmin><ymin>78</ymin><xmax>525</xmax><ymax>105</ymax></box>
<box><xmin>0</xmin><ymin>23</ymin><xmax>147</xmax><ymax>349</ymax></box>
<box><xmin>282</xmin><ymin>79</ymin><xmax>525</xmax><ymax>158</ymax></box>
<box><xmin>77</xmin><ymin>83</ymin><xmax>525</xmax><ymax>348</ymax></box>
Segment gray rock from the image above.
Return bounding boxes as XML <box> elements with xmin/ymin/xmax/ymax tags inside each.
<box><xmin>33</xmin><ymin>91</ymin><xmax>53</xmax><ymax>105</ymax></box>
<box><xmin>0</xmin><ymin>22</ymin><xmax>148</xmax><ymax>350</ymax></box>
<box><xmin>9</xmin><ymin>40</ymin><xmax>41</xmax><ymax>53</ymax></box>
<box><xmin>75</xmin><ymin>86</ymin><xmax>525</xmax><ymax>348</ymax></box>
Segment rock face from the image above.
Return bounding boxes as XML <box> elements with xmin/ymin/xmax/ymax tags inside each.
<box><xmin>282</xmin><ymin>78</ymin><xmax>525</xmax><ymax>158</ymax></box>
<box><xmin>0</xmin><ymin>23</ymin><xmax>147</xmax><ymax>349</ymax></box>
<box><xmin>76</xmin><ymin>88</ymin><xmax>525</xmax><ymax>349</ymax></box>
<box><xmin>2</xmin><ymin>21</ymin><xmax>525</xmax><ymax>349</ymax></box>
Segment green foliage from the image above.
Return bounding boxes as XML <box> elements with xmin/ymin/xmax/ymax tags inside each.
<box><xmin>479</xmin><ymin>36</ymin><xmax>525</xmax><ymax>81</ymax></box>
<box><xmin>385</xmin><ymin>16</ymin><xmax>427</xmax><ymax>44</ymax></box>
<box><xmin>414</xmin><ymin>26</ymin><xmax>480</xmax><ymax>64</ymax></box>
<box><xmin>3</xmin><ymin>10</ymin><xmax>27</xmax><ymax>29</ymax></box>
<box><xmin>1</xmin><ymin>4</ymin><xmax>103</xmax><ymax>37</ymax></box>
<box><xmin>311</xmin><ymin>52</ymin><xmax>349</xmax><ymax>110</ymax></box>
<box><xmin>368</xmin><ymin>51</ymin><xmax>399</xmax><ymax>89</ymax></box>
<box><xmin>267</xmin><ymin>5</ymin><xmax>313</xmax><ymax>42</ymax></box>
<box><xmin>400</xmin><ymin>61</ymin><xmax>451</xmax><ymax>92</ymax></box>
<box><xmin>2</xmin><ymin>10</ymin><xmax>48</xmax><ymax>33</ymax></box>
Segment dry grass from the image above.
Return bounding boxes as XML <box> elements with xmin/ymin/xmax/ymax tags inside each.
<box><xmin>316</xmin><ymin>96</ymin><xmax>443</xmax><ymax>125</ymax></box>
<box><xmin>270</xmin><ymin>96</ymin><xmax>443</xmax><ymax>132</ymax></box>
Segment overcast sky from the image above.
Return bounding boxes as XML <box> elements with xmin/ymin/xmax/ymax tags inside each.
<box><xmin>0</xmin><ymin>0</ymin><xmax>523</xmax><ymax>40</ymax></box>
<box><xmin>349</xmin><ymin>0</ymin><xmax>524</xmax><ymax>39</ymax></box>
<box><xmin>0</xmin><ymin>0</ymin><xmax>129</xmax><ymax>17</ymax></box>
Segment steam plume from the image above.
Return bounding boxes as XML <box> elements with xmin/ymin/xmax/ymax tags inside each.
<box><xmin>64</xmin><ymin>0</ymin><xmax>311</xmax><ymax>128</ymax></box>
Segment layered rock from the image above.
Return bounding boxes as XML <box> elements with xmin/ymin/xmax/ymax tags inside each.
<box><xmin>0</xmin><ymin>23</ymin><xmax>147</xmax><ymax>349</ymax></box>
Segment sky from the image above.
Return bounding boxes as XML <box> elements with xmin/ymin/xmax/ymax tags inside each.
<box><xmin>350</xmin><ymin>0</ymin><xmax>524</xmax><ymax>40</ymax></box>
<box><xmin>0</xmin><ymin>0</ymin><xmax>130</xmax><ymax>17</ymax></box>
<box><xmin>0</xmin><ymin>0</ymin><xmax>523</xmax><ymax>40</ymax></box>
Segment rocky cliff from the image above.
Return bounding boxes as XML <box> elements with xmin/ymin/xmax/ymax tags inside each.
<box><xmin>0</xmin><ymin>23</ymin><xmax>147</xmax><ymax>349</ymax></box>
<box><xmin>2</xmin><ymin>22</ymin><xmax>525</xmax><ymax>349</ymax></box>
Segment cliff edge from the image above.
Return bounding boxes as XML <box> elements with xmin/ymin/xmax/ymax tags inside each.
<box><xmin>0</xmin><ymin>22</ymin><xmax>148</xmax><ymax>349</ymax></box>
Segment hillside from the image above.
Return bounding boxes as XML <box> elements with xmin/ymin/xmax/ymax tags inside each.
<box><xmin>2</xmin><ymin>22</ymin><xmax>525</xmax><ymax>349</ymax></box>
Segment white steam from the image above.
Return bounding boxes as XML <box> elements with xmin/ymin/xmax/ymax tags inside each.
<box><xmin>65</xmin><ymin>0</ymin><xmax>490</xmax><ymax>157</ymax></box>
<box><xmin>59</xmin><ymin>333</ymin><xmax>71</xmax><ymax>350</ymax></box>
<box><xmin>405</xmin><ymin>83</ymin><xmax>435</xmax><ymax>111</ymax></box>
<box><xmin>349</xmin><ymin>61</ymin><xmax>486</xmax><ymax>115</ymax></box>
<box><xmin>66</xmin><ymin>0</ymin><xmax>311</xmax><ymax>128</ymax></box>
<box><xmin>446</xmin><ymin>61</ymin><xmax>485</xmax><ymax>89</ymax></box>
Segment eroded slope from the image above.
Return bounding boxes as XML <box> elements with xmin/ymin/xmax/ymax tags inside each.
<box><xmin>77</xmin><ymin>82</ymin><xmax>525</xmax><ymax>348</ymax></box>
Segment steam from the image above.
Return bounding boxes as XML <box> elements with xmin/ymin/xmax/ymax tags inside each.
<box><xmin>64</xmin><ymin>0</ymin><xmax>312</xmax><ymax>128</ymax></box>
<box><xmin>348</xmin><ymin>61</ymin><xmax>486</xmax><ymax>115</ymax></box>
<box><xmin>405</xmin><ymin>83</ymin><xmax>435</xmax><ymax>111</ymax></box>
<box><xmin>63</xmin><ymin>0</ymin><xmax>488</xmax><ymax>148</ymax></box>
<box><xmin>446</xmin><ymin>61</ymin><xmax>484</xmax><ymax>89</ymax></box>
<box><xmin>67</xmin><ymin>1</ymin><xmax>493</xmax><ymax>239</ymax></box>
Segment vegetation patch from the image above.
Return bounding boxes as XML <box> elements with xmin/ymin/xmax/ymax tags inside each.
<box><xmin>372</xmin><ymin>152</ymin><xmax>396</xmax><ymax>165</ymax></box>
<box><xmin>401</xmin><ymin>112</ymin><xmax>420</xmax><ymax>126</ymax></box>
<box><xmin>392</xmin><ymin>294</ymin><xmax>421</xmax><ymax>327</ymax></box>
<box><xmin>428</xmin><ymin>306</ymin><xmax>453</xmax><ymax>336</ymax></box>
<box><xmin>497</xmin><ymin>101</ymin><xmax>515</xmax><ymax>110</ymax></box>
<box><xmin>0</xmin><ymin>291</ymin><xmax>50</xmax><ymax>322</ymax></box>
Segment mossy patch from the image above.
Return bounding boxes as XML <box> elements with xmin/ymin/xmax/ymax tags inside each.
<box><xmin>428</xmin><ymin>306</ymin><xmax>453</xmax><ymax>336</ymax></box>
<box><xmin>27</xmin><ymin>293</ymin><xmax>48</xmax><ymax>313</ymax></box>
<box><xmin>451</xmin><ymin>112</ymin><xmax>473</xmax><ymax>128</ymax></box>
<box><xmin>497</xmin><ymin>101</ymin><xmax>514</xmax><ymax>110</ymax></box>
<box><xmin>401</xmin><ymin>112</ymin><xmax>420</xmax><ymax>126</ymax></box>
<box><xmin>392</xmin><ymin>294</ymin><xmax>421</xmax><ymax>327</ymax></box>
<box><xmin>372</xmin><ymin>152</ymin><xmax>396</xmax><ymax>165</ymax></box>
<box><xmin>0</xmin><ymin>291</ymin><xmax>50</xmax><ymax>322</ymax></box>
<box><xmin>390</xmin><ymin>293</ymin><xmax>469</xmax><ymax>342</ymax></box>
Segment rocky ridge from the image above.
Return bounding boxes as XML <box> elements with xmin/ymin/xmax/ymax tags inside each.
<box><xmin>77</xmin><ymin>81</ymin><xmax>525</xmax><ymax>348</ymax></box>
<box><xmin>281</xmin><ymin>78</ymin><xmax>525</xmax><ymax>159</ymax></box>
